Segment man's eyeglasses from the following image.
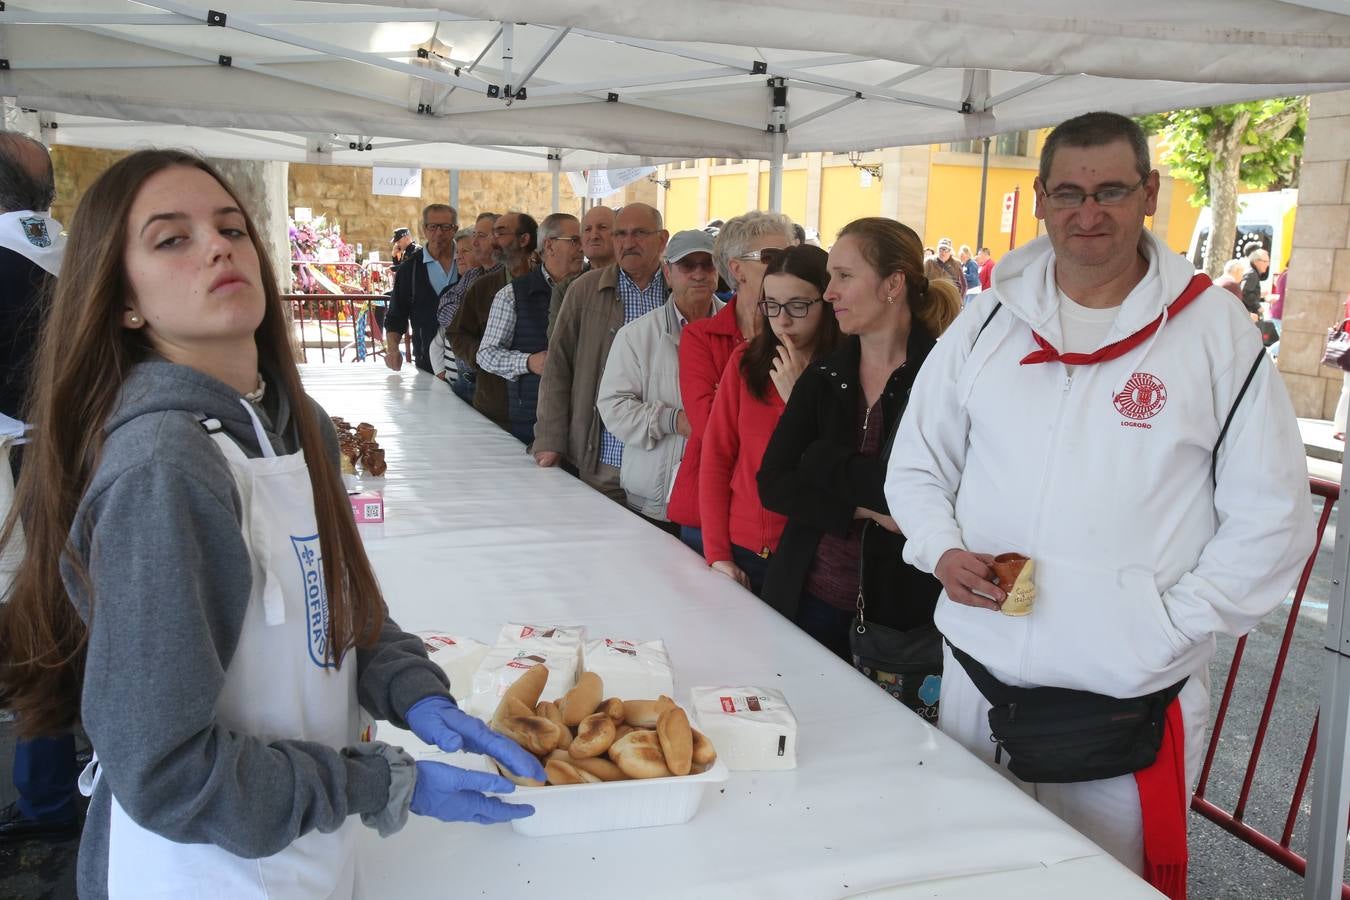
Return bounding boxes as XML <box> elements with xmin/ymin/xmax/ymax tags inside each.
<box><xmin>1043</xmin><ymin>177</ymin><xmax>1147</xmax><ymax>210</ymax></box>
<box><xmin>424</xmin><ymin>222</ymin><xmax>458</xmax><ymax>233</ymax></box>
<box><xmin>758</xmin><ymin>298</ymin><xmax>821</xmax><ymax>318</ymax></box>
<box><xmin>737</xmin><ymin>247</ymin><xmax>785</xmax><ymax>267</ymax></box>
<box><xmin>671</xmin><ymin>257</ymin><xmax>716</xmax><ymax>273</ymax></box>
<box><xmin>613</xmin><ymin>228</ymin><xmax>660</xmax><ymax>241</ymax></box>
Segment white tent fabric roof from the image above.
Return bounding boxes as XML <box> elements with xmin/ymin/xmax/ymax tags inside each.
<box><xmin>3</xmin><ymin>1</ymin><xmax>1350</xmax><ymax>165</ymax></box>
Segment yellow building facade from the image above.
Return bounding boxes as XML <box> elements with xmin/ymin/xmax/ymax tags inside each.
<box><xmin>654</xmin><ymin>133</ymin><xmax>1208</xmax><ymax>258</ymax></box>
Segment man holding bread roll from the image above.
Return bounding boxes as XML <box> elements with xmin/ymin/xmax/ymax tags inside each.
<box><xmin>884</xmin><ymin>112</ymin><xmax>1313</xmax><ymax>898</ymax></box>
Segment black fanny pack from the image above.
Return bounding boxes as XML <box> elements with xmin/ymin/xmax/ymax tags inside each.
<box><xmin>947</xmin><ymin>641</ymin><xmax>1186</xmax><ymax>784</ymax></box>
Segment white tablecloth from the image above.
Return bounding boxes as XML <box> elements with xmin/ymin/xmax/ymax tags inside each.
<box><xmin>300</xmin><ymin>364</ymin><xmax>1161</xmax><ymax>900</ymax></box>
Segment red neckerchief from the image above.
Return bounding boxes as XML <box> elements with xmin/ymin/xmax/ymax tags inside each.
<box><xmin>1136</xmin><ymin>699</ymin><xmax>1187</xmax><ymax>899</ymax></box>
<box><xmin>1020</xmin><ymin>274</ymin><xmax>1212</xmax><ymax>366</ymax></box>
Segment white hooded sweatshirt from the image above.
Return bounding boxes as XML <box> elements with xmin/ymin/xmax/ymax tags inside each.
<box><xmin>886</xmin><ymin>230</ymin><xmax>1314</xmax><ymax>699</ymax></box>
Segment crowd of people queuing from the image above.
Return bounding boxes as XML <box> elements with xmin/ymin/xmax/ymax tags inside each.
<box><xmin>0</xmin><ymin>110</ymin><xmax>1316</xmax><ymax>900</ymax></box>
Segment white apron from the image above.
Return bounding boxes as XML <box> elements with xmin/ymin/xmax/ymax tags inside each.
<box><xmin>95</xmin><ymin>401</ymin><xmax>361</xmax><ymax>899</ymax></box>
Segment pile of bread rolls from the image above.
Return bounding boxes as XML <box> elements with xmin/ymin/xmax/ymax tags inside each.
<box><xmin>489</xmin><ymin>664</ymin><xmax>716</xmax><ymax>786</ymax></box>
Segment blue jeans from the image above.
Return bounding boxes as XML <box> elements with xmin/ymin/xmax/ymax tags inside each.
<box><xmin>451</xmin><ymin>370</ymin><xmax>476</xmax><ymax>405</ymax></box>
<box><xmin>730</xmin><ymin>544</ymin><xmax>771</xmax><ymax>597</ymax></box>
<box><xmin>679</xmin><ymin>526</ymin><xmax>703</xmax><ymax>556</ymax></box>
<box><xmin>14</xmin><ymin>734</ymin><xmax>78</xmax><ymax>822</ymax></box>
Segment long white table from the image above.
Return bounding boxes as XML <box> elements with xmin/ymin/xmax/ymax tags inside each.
<box><xmin>300</xmin><ymin>364</ymin><xmax>1162</xmax><ymax>899</ymax></box>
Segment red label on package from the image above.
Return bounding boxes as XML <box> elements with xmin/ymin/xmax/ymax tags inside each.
<box><xmin>719</xmin><ymin>695</ymin><xmax>767</xmax><ymax>714</ymax></box>
<box><xmin>506</xmin><ymin>653</ymin><xmax>546</xmax><ymax>670</ymax></box>
<box><xmin>720</xmin><ymin>697</ymin><xmax>735</xmax><ymax>713</ymax></box>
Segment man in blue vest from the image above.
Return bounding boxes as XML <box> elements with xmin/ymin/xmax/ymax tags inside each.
<box><xmin>384</xmin><ymin>203</ymin><xmax>458</xmax><ymax>374</ymax></box>
<box><xmin>477</xmin><ymin>213</ymin><xmax>584</xmax><ymax>445</ymax></box>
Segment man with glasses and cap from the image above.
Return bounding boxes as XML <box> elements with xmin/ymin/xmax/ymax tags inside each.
<box><xmin>384</xmin><ymin>203</ymin><xmax>458</xmax><ymax>374</ymax></box>
<box><xmin>597</xmin><ymin>230</ymin><xmax>721</xmax><ymax>533</ymax></box>
<box><xmin>534</xmin><ymin>203</ymin><xmax>670</xmax><ymax>503</ymax></box>
<box><xmin>885</xmin><ymin>111</ymin><xmax>1312</xmax><ymax>896</ymax></box>
<box><xmin>924</xmin><ymin>237</ymin><xmax>967</xmax><ymax>294</ymax></box>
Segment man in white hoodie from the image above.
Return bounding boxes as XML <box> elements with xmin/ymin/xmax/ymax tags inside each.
<box><xmin>885</xmin><ymin>112</ymin><xmax>1313</xmax><ymax>894</ymax></box>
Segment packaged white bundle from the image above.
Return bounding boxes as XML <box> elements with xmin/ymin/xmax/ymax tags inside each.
<box><xmin>415</xmin><ymin>632</ymin><xmax>490</xmax><ymax>701</ymax></box>
<box><xmin>689</xmin><ymin>686</ymin><xmax>798</xmax><ymax>771</ymax></box>
<box><xmin>583</xmin><ymin>638</ymin><xmax>675</xmax><ymax>700</ymax></box>
<box><xmin>466</xmin><ymin>624</ymin><xmax>584</xmax><ymax>718</ymax></box>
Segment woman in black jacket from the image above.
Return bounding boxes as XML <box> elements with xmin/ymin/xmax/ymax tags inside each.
<box><xmin>758</xmin><ymin>217</ymin><xmax>961</xmax><ymax>707</ymax></box>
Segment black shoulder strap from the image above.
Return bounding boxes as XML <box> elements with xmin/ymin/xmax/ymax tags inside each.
<box><xmin>1211</xmin><ymin>348</ymin><xmax>1267</xmax><ymax>488</ymax></box>
<box><xmin>975</xmin><ymin>302</ymin><xmax>1002</xmax><ymax>346</ymax></box>
<box><xmin>945</xmin><ymin>639</ymin><xmax>1017</xmax><ymax>706</ymax></box>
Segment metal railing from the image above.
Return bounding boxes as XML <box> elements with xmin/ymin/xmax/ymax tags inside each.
<box><xmin>284</xmin><ymin>294</ymin><xmax>409</xmax><ymax>364</ymax></box>
<box><xmin>1191</xmin><ymin>476</ymin><xmax>1346</xmax><ymax>895</ymax></box>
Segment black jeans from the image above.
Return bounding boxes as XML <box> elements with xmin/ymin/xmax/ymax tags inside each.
<box><xmin>730</xmin><ymin>543</ymin><xmax>771</xmax><ymax>597</ymax></box>
<box><xmin>795</xmin><ymin>592</ymin><xmax>854</xmax><ymax>662</ymax></box>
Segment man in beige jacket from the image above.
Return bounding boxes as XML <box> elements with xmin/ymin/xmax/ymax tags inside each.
<box><xmin>533</xmin><ymin>204</ymin><xmax>669</xmax><ymax>502</ymax></box>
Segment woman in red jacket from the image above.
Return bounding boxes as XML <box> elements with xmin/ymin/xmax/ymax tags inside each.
<box><xmin>700</xmin><ymin>245</ymin><xmax>841</xmax><ymax>594</ymax></box>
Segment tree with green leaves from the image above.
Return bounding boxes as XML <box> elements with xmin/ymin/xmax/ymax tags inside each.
<box><xmin>1139</xmin><ymin>99</ymin><xmax>1306</xmax><ymax>278</ymax></box>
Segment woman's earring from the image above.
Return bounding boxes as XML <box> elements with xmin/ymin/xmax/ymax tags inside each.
<box><xmin>886</xmin><ymin>294</ymin><xmax>895</xmax><ymax>304</ymax></box>
<box><xmin>128</xmin><ymin>314</ymin><xmax>141</xmax><ymax>325</ymax></box>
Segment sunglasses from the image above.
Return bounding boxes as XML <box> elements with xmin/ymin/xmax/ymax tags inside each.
<box><xmin>672</xmin><ymin>256</ymin><xmax>716</xmax><ymax>273</ymax></box>
<box><xmin>737</xmin><ymin>247</ymin><xmax>785</xmax><ymax>267</ymax></box>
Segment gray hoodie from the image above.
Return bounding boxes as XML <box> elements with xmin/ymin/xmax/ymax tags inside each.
<box><xmin>67</xmin><ymin>360</ymin><xmax>450</xmax><ymax>898</ymax></box>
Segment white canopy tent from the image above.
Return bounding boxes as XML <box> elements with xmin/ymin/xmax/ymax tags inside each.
<box><xmin>5</xmin><ymin>2</ymin><xmax>1350</xmax><ymax>200</ymax></box>
<box><xmin>8</xmin><ymin>4</ymin><xmax>1350</xmax><ymax>897</ymax></box>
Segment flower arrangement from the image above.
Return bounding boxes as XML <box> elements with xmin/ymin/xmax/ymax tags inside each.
<box><xmin>288</xmin><ymin>215</ymin><xmax>391</xmax><ymax>301</ymax></box>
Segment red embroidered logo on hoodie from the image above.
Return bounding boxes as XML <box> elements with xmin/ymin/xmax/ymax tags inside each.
<box><xmin>1114</xmin><ymin>372</ymin><xmax>1167</xmax><ymax>420</ymax></box>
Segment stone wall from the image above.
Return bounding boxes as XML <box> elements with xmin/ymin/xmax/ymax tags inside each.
<box><xmin>1277</xmin><ymin>90</ymin><xmax>1350</xmax><ymax>419</ymax></box>
<box><xmin>50</xmin><ymin>146</ymin><xmax>656</xmax><ymax>257</ymax></box>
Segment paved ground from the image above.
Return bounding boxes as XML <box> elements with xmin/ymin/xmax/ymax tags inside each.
<box><xmin>2</xmin><ymin>463</ymin><xmax>1348</xmax><ymax>899</ymax></box>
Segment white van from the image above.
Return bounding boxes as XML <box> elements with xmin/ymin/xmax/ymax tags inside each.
<box><xmin>1186</xmin><ymin>189</ymin><xmax>1298</xmax><ymax>275</ymax></box>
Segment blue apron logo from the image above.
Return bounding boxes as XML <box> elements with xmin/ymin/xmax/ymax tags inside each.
<box><xmin>291</xmin><ymin>535</ymin><xmax>334</xmax><ymax>668</ymax></box>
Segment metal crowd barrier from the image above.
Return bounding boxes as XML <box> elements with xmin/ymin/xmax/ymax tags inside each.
<box><xmin>284</xmin><ymin>294</ymin><xmax>408</xmax><ymax>364</ymax></box>
<box><xmin>1191</xmin><ymin>477</ymin><xmax>1346</xmax><ymax>896</ymax></box>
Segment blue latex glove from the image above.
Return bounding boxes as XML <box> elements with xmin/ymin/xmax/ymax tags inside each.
<box><xmin>409</xmin><ymin>761</ymin><xmax>535</xmax><ymax>824</ymax></box>
<box><xmin>405</xmin><ymin>695</ymin><xmax>547</xmax><ymax>782</ymax></box>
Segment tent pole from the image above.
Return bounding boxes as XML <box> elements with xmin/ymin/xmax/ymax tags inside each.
<box><xmin>549</xmin><ymin>149</ymin><xmax>562</xmax><ymax>213</ymax></box>
<box><xmin>1306</xmin><ymin>455</ymin><xmax>1350</xmax><ymax>899</ymax></box>
<box><xmin>768</xmin><ymin>76</ymin><xmax>787</xmax><ymax>213</ymax></box>
<box><xmin>449</xmin><ymin>170</ymin><xmax>459</xmax><ymax>212</ymax></box>
<box><xmin>976</xmin><ymin>136</ymin><xmax>991</xmax><ymax>250</ymax></box>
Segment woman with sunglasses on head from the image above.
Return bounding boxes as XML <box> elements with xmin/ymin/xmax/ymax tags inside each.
<box><xmin>0</xmin><ymin>150</ymin><xmax>543</xmax><ymax>900</ymax></box>
<box><xmin>757</xmin><ymin>219</ymin><xmax>960</xmax><ymax>707</ymax></box>
<box><xmin>700</xmin><ymin>244</ymin><xmax>842</xmax><ymax>595</ymax></box>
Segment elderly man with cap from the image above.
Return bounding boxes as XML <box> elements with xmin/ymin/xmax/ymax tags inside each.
<box><xmin>598</xmin><ymin>230</ymin><xmax>721</xmax><ymax>533</ymax></box>
<box><xmin>924</xmin><ymin>237</ymin><xmax>967</xmax><ymax>294</ymax></box>
<box><xmin>390</xmin><ymin>226</ymin><xmax>418</xmax><ymax>267</ymax></box>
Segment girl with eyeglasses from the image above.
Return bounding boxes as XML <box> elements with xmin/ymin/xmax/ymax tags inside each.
<box><xmin>757</xmin><ymin>218</ymin><xmax>960</xmax><ymax>711</ymax></box>
<box><xmin>699</xmin><ymin>245</ymin><xmax>841</xmax><ymax>595</ymax></box>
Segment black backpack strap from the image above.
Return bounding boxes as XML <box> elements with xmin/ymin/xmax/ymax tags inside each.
<box><xmin>1211</xmin><ymin>348</ymin><xmax>1266</xmax><ymax>488</ymax></box>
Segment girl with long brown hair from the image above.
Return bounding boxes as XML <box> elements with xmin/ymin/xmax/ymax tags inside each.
<box><xmin>699</xmin><ymin>244</ymin><xmax>841</xmax><ymax>595</ymax></box>
<box><xmin>758</xmin><ymin>217</ymin><xmax>961</xmax><ymax>715</ymax></box>
<box><xmin>0</xmin><ymin>150</ymin><xmax>542</xmax><ymax>898</ymax></box>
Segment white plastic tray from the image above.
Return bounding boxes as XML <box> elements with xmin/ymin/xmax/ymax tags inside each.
<box><xmin>507</xmin><ymin>757</ymin><xmax>730</xmax><ymax>837</ymax></box>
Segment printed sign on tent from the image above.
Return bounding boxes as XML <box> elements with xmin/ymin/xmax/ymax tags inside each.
<box><xmin>372</xmin><ymin>167</ymin><xmax>423</xmax><ymax>198</ymax></box>
<box><xmin>566</xmin><ymin>167</ymin><xmax>657</xmax><ymax>200</ymax></box>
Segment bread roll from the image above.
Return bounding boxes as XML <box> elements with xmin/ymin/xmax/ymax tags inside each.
<box><xmin>691</xmin><ymin>728</ymin><xmax>717</xmax><ymax>767</ymax></box>
<box><xmin>493</xmin><ymin>663</ymin><xmax>549</xmax><ymax>724</ymax></box>
<box><xmin>557</xmin><ymin>672</ymin><xmax>603</xmax><ymax>727</ymax></box>
<box><xmin>608</xmin><ymin>730</ymin><xmax>673</xmax><ymax>779</ymax></box>
<box><xmin>656</xmin><ymin>695</ymin><xmax>677</xmax><ymax>714</ymax></box>
<box><xmin>600</xmin><ymin>697</ymin><xmax>625</xmax><ymax>723</ymax></box>
<box><xmin>545</xmin><ymin>758</ymin><xmax>587</xmax><ymax>786</ymax></box>
<box><xmin>536</xmin><ymin>700</ymin><xmax>573</xmax><ymax>750</ymax></box>
<box><xmin>614</xmin><ymin>723</ymin><xmax>636</xmax><ymax>740</ymax></box>
<box><xmin>657</xmin><ymin>707</ymin><xmax>693</xmax><ymax>776</ymax></box>
<box><xmin>569</xmin><ymin>712</ymin><xmax>617</xmax><ymax>759</ymax></box>
<box><xmin>569</xmin><ymin>756</ymin><xmax>628</xmax><ymax>782</ymax></box>
<box><xmin>495</xmin><ymin>715</ymin><xmax>561</xmax><ymax>756</ymax></box>
<box><xmin>493</xmin><ymin>758</ymin><xmax>545</xmax><ymax>788</ymax></box>
<box><xmin>622</xmin><ymin>699</ymin><xmax>662</xmax><ymax>728</ymax></box>
<box><xmin>504</xmin><ymin>697</ymin><xmax>535</xmax><ymax>719</ymax></box>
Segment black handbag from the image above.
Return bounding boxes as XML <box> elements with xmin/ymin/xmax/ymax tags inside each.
<box><xmin>947</xmin><ymin>641</ymin><xmax>1185</xmax><ymax>783</ymax></box>
<box><xmin>849</xmin><ymin>523</ymin><xmax>943</xmax><ymax>721</ymax></box>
